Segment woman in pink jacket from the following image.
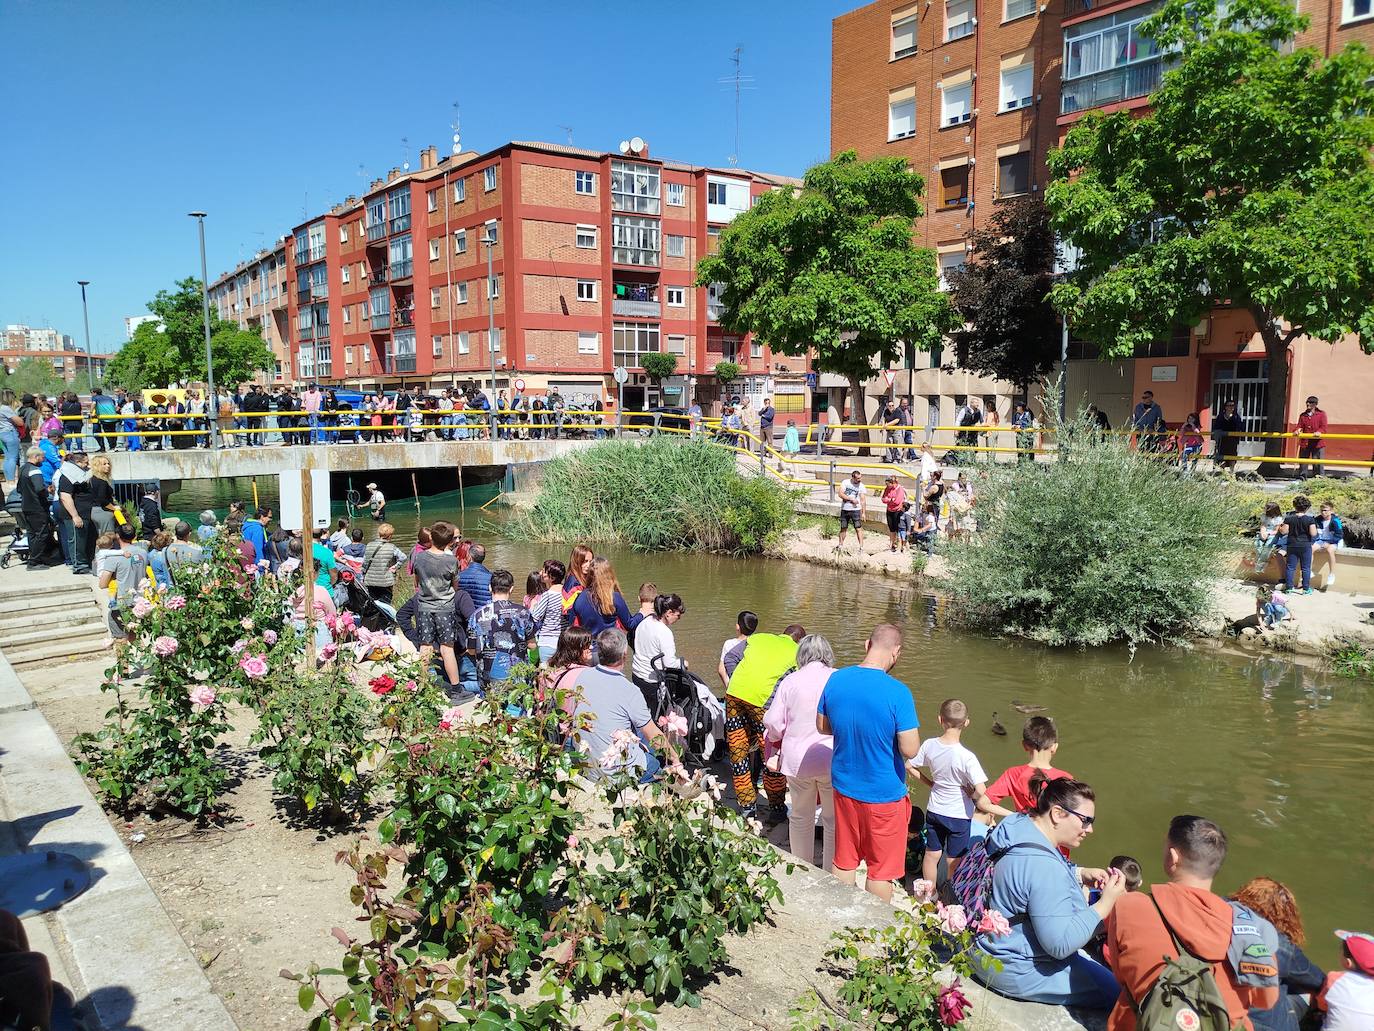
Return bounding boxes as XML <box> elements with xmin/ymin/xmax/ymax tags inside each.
<box><xmin>763</xmin><ymin>634</ymin><xmax>837</xmax><ymax>871</ymax></box>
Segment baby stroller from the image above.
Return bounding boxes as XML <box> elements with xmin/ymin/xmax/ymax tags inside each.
<box><xmin>337</xmin><ymin>569</ymin><xmax>399</xmax><ymax>633</ymax></box>
<box><xmin>648</xmin><ymin>656</ymin><xmax>726</xmax><ymax>770</ymax></box>
<box><xmin>1</xmin><ymin>491</ymin><xmax>29</xmax><ymax>569</ymax></box>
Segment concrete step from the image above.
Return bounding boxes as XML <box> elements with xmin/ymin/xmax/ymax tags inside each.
<box><xmin>0</xmin><ymin>580</ymin><xmax>96</xmax><ymax>602</ymax></box>
<box><xmin>6</xmin><ymin>636</ymin><xmax>112</xmax><ymax>669</ymax></box>
<box><xmin>0</xmin><ymin>605</ymin><xmax>101</xmax><ymax>633</ymax></box>
<box><xmin>0</xmin><ymin>621</ymin><xmax>107</xmax><ymax>650</ymax></box>
<box><xmin>0</xmin><ymin>592</ymin><xmax>96</xmax><ymax>617</ymax></box>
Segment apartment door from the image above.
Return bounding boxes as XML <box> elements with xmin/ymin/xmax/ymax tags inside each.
<box><xmin>1209</xmin><ymin>358</ymin><xmax>1269</xmax><ymax>455</ymax></box>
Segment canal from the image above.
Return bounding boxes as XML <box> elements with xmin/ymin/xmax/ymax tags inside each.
<box><xmin>167</xmin><ymin>477</ymin><xmax>1371</xmax><ymax>966</ymax></box>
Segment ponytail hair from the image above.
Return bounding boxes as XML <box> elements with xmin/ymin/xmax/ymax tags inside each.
<box><xmin>653</xmin><ymin>592</ymin><xmax>685</xmax><ymax>619</ymax></box>
<box><xmin>1029</xmin><ymin>776</ymin><xmax>1095</xmax><ymax>817</ymax></box>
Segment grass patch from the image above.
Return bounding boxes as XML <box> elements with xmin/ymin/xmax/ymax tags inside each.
<box><xmin>503</xmin><ymin>438</ymin><xmax>799</xmax><ymax>554</ymax></box>
<box><xmin>1325</xmin><ymin>634</ymin><xmax>1374</xmax><ymax>679</ymax></box>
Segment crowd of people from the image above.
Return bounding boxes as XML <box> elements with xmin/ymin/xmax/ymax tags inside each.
<box><xmin>834</xmin><ymin>455</ymin><xmax>975</xmax><ymax>556</ymax></box>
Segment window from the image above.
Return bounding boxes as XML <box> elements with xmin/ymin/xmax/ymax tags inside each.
<box><xmin>427</xmin><ymin>189</ymin><xmax>438</xmax><ymax>212</ymax></box>
<box><xmin>456</xmin><ymin>282</ymin><xmax>469</xmax><ymax>304</ymax></box>
<box><xmin>431</xmin><ymin>287</ymin><xmax>442</xmax><ymax>308</ymax></box>
<box><xmin>1346</xmin><ymin>0</ymin><xmax>1373</xmax><ymax>22</ymax></box>
<box><xmin>942</xmin><ymin>81</ymin><xmax>973</xmax><ymax>126</ymax></box>
<box><xmin>433</xmin><ymin>334</ymin><xmax>444</xmax><ymax>357</ymax></box>
<box><xmin>1000</xmin><ymin>62</ymin><xmax>1034</xmax><ymax>111</ymax></box>
<box><xmin>370</xmin><ymin>286</ymin><xmax>390</xmax><ymax>318</ymax></box>
<box><xmin>340</xmin><ymin>224</ymin><xmax>349</xmax><ymax>244</ymax></box>
<box><xmin>342</xmin><ymin>306</ymin><xmax>351</xmax><ymax>325</ymax></box>
<box><xmin>575</xmin><ymin>170</ymin><xmax>596</xmax><ymax>195</ymax></box>
<box><xmin>706</xmin><ymin>226</ymin><xmax>722</xmax><ymax>255</ymax></box>
<box><xmin>938</xmin><ymin>251</ymin><xmax>966</xmax><ymax>291</ymax></box>
<box><xmin>1061</xmin><ymin>3</ymin><xmax>1164</xmax><ymax>115</ymax></box>
<box><xmin>576</xmin><ymin>224</ymin><xmax>597</xmax><ymax>248</ymax></box>
<box><xmin>751</xmin><ymin>340</ymin><xmax>763</xmax><ymax>358</ymax></box>
<box><xmin>666</xmin><ymin>334</ymin><xmax>687</xmax><ymax>355</ymax></box>
<box><xmin>457</xmin><ymin>331</ymin><xmax>470</xmax><ymax>354</ymax></box>
<box><xmin>341</xmin><ymin>265</ymin><xmax>351</xmax><ymax>284</ymax></box>
<box><xmin>344</xmin><ymin>347</ymin><xmax>354</xmax><ymax>365</ymax></box>
<box><xmin>940</xmin><ymin>164</ymin><xmax>970</xmax><ymax>207</ymax></box>
<box><xmin>613</xmin><ymin>321</ymin><xmax>661</xmax><ymax>366</ymax></box>
<box><xmin>612</xmin><ymin>215</ymin><xmax>659</xmax><ymax>266</ymax></box>
<box><xmin>1005</xmin><ymin>0</ymin><xmax>1036</xmax><ymax>20</ymax></box>
<box><xmin>998</xmin><ymin>152</ymin><xmax>1031</xmax><ymax>196</ymax></box>
<box><xmin>666</xmin><ymin>234</ymin><xmax>687</xmax><ymax>258</ymax></box>
<box><xmin>707</xmin><ymin>181</ymin><xmax>727</xmax><ymax>205</ymax></box>
<box><xmin>892</xmin><ymin>10</ymin><xmax>918</xmax><ymax>59</ymax></box>
<box><xmin>666</xmin><ymin>286</ymin><xmax>685</xmax><ymax>307</ymax></box>
<box><xmin>611</xmin><ymin>160</ymin><xmax>660</xmax><ymax>214</ymax></box>
<box><xmin>429</xmin><ymin>239</ymin><xmax>441</xmax><ymax>261</ymax></box>
<box><xmin>576</xmin><ymin>279</ymin><xmax>597</xmax><ymax>301</ymax></box>
<box><xmin>453</xmin><ymin>178</ymin><xmax>466</xmax><ymax>203</ymax></box>
<box><xmin>577</xmin><ymin>331</ymin><xmax>600</xmax><ymax>355</ymax></box>
<box><xmin>488</xmin><ymin>327</ymin><xmax>501</xmax><ymax>353</ymax></box>
<box><xmin>946</xmin><ymin>0</ymin><xmax>975</xmax><ymax>41</ymax></box>
<box><xmin>484</xmin><ymin>220</ymin><xmax>498</xmax><ymax>245</ymax></box>
<box><xmin>454</xmin><ymin>228</ymin><xmax>467</xmax><ymax>254</ymax></box>
<box><xmin>888</xmin><ymin>89</ymin><xmax>917</xmax><ymax>140</ymax></box>
<box><xmin>487</xmin><ymin>275</ymin><xmax>500</xmax><ymax>299</ymax></box>
<box><xmin>666</xmin><ymin>182</ymin><xmax>685</xmax><ymax>206</ymax></box>
<box><xmin>483</xmin><ymin>166</ymin><xmax>497</xmax><ymax>191</ymax></box>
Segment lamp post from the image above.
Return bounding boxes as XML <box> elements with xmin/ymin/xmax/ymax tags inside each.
<box><xmin>483</xmin><ymin>229</ymin><xmax>498</xmax><ymax>440</ymax></box>
<box><xmin>188</xmin><ymin>211</ymin><xmax>218</xmax><ymax>448</ymax></box>
<box><xmin>76</xmin><ymin>280</ymin><xmax>95</xmax><ymax>395</ymax></box>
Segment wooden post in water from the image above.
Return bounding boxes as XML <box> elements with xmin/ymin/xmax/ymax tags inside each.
<box><xmin>457</xmin><ymin>462</ymin><xmax>465</xmax><ymax>526</ymax></box>
<box><xmin>300</xmin><ymin>461</ymin><xmax>317</xmax><ymax>669</ymax></box>
<box><xmin>411</xmin><ymin>472</ymin><xmax>420</xmax><ymax>514</ymax></box>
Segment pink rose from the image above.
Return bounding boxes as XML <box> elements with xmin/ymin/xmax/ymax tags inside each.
<box><xmin>337</xmin><ymin>611</ymin><xmax>356</xmax><ymax>632</ymax></box>
<box><xmin>240</xmin><ymin>617</ymin><xmax>254</xmax><ymax>630</ymax></box>
<box><xmin>319</xmin><ymin>643</ymin><xmax>338</xmax><ymax>662</ymax></box>
<box><xmin>152</xmin><ymin>635</ymin><xmax>178</xmax><ymax>657</ymax></box>
<box><xmin>566</xmin><ymin>834</ymin><xmax>580</xmax><ymax>849</ymax></box>
<box><xmin>132</xmin><ymin>598</ymin><xmax>152</xmax><ymax>619</ymax></box>
<box><xmin>911</xmin><ymin>878</ymin><xmax>938</xmax><ymax>904</ymax></box>
<box><xmin>230</xmin><ymin>639</ymin><xmax>247</xmax><ymax>655</ymax></box>
<box><xmin>188</xmin><ymin>685</ymin><xmax>217</xmax><ymax>712</ymax></box>
<box><xmin>937</xmin><ymin>903</ymin><xmax>968</xmax><ymax>935</ymax></box>
<box><xmin>166</xmin><ymin>595</ymin><xmax>187</xmax><ymax>610</ymax></box>
<box><xmin>977</xmin><ymin>909</ymin><xmax>1012</xmax><ymax>938</ymax></box>
<box><xmin>437</xmin><ymin>705</ymin><xmax>464</xmax><ymax>731</ymax></box>
<box><xmin>665</xmin><ymin>712</ymin><xmax>689</xmax><ymax>736</ymax></box>
<box><xmin>937</xmin><ymin>981</ymin><xmax>971</xmax><ymax>1027</ymax></box>
<box><xmin>404</xmin><ymin>679</ymin><xmax>418</xmax><ymax>693</ymax></box>
<box><xmin>262</xmin><ymin>629</ymin><xmax>278</xmax><ymax>646</ymax></box>
<box><xmin>239</xmin><ymin>654</ymin><xmax>268</xmax><ymax>678</ymax></box>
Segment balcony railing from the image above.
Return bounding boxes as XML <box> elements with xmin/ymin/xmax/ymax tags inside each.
<box><xmin>612</xmin><ymin>248</ymin><xmax>659</xmax><ymax>268</ymax></box>
<box><xmin>299</xmin><ymin>325</ymin><xmax>315</xmax><ymax>341</ymax></box>
<box><xmin>307</xmin><ymin>245</ymin><xmax>326</xmax><ymax>262</ymax></box>
<box><xmin>707</xmin><ymin>301</ymin><xmax>725</xmax><ymax>322</ymax></box>
<box><xmin>946</xmin><ymin>21</ymin><xmax>974</xmax><ymax>42</ymax></box>
<box><xmin>296</xmin><ymin>288</ymin><xmax>311</xmax><ymax>303</ymax></box>
<box><xmin>394</xmin><ymin>308</ymin><xmax>414</xmax><ymax>327</ymax></box>
<box><xmin>1063</xmin><ymin>0</ymin><xmax>1095</xmax><ymax>17</ymax></box>
<box><xmin>366</xmin><ymin>221</ymin><xmax>388</xmax><ymax>242</ymax></box>
<box><xmin>384</xmin><ymin>355</ymin><xmax>417</xmax><ymax>374</ymax></box>
<box><xmin>369</xmin><ymin>265</ymin><xmax>388</xmax><ymax>283</ymax></box>
<box><xmin>389</xmin><ymin>214</ymin><xmax>411</xmax><ymax>234</ymax></box>
<box><xmin>612</xmin><ymin>298</ymin><xmax>661</xmax><ymax>318</ymax></box>
<box><xmin>310</xmin><ymin>281</ymin><xmax>328</xmax><ymax>298</ymax></box>
<box><xmin>389</xmin><ymin>259</ymin><xmax>413</xmax><ymax>280</ymax></box>
<box><xmin>370</xmin><ymin>312</ymin><xmax>392</xmax><ymax>330</ymax></box>
<box><xmin>1061</xmin><ymin>59</ymin><xmax>1162</xmax><ymax>114</ymax></box>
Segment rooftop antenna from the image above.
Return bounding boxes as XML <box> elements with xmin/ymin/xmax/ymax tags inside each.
<box><xmin>401</xmin><ymin>135</ymin><xmax>410</xmax><ymax>172</ymax></box>
<box><xmin>558</xmin><ymin>125</ymin><xmax>575</xmax><ymax>146</ymax></box>
<box><xmin>451</xmin><ymin>102</ymin><xmax>461</xmax><ymax>155</ymax></box>
<box><xmin>717</xmin><ymin>46</ymin><xmax>756</xmax><ymax>167</ymax></box>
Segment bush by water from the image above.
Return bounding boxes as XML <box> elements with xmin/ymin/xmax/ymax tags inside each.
<box><xmin>505</xmin><ymin>438</ymin><xmax>797</xmax><ymax>554</ymax></box>
<box><xmin>944</xmin><ymin>414</ymin><xmax>1247</xmax><ymax>647</ymax></box>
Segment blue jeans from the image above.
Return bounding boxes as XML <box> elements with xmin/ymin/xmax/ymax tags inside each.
<box><xmin>973</xmin><ymin>947</ymin><xmax>1120</xmax><ymax>1009</ymax></box>
<box><xmin>0</xmin><ymin>428</ymin><xmax>19</xmax><ymax>481</ymax></box>
<box><xmin>1285</xmin><ymin>547</ymin><xmax>1312</xmax><ymax>590</ymax></box>
<box><xmin>636</xmin><ymin>728</ymin><xmax>663</xmax><ymax>784</ymax></box>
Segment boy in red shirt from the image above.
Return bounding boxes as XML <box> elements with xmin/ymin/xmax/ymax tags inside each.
<box><xmin>985</xmin><ymin>716</ymin><xmax>1072</xmax><ymax>813</ymax></box>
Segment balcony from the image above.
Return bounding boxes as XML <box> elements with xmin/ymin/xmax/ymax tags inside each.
<box><xmin>384</xmin><ymin>355</ymin><xmax>417</xmax><ymax>375</ymax></box>
<box><xmin>366</xmin><ymin>221</ymin><xmax>388</xmax><ymax>242</ymax></box>
<box><xmin>370</xmin><ymin>312</ymin><xmax>392</xmax><ymax>331</ymax></box>
<box><xmin>1061</xmin><ymin>59</ymin><xmax>1162</xmax><ymax>114</ymax></box>
<box><xmin>306</xmin><ymin>245</ymin><xmax>326</xmax><ymax>262</ymax></box>
<box><xmin>389</xmin><ymin>259</ymin><xmax>413</xmax><ymax>280</ymax></box>
<box><xmin>394</xmin><ymin>307</ymin><xmax>414</xmax><ymax>328</ymax></box>
<box><xmin>707</xmin><ymin>301</ymin><xmax>725</xmax><ymax>322</ymax></box>
<box><xmin>369</xmin><ymin>264</ymin><xmax>389</xmax><ymax>283</ymax></box>
<box><xmin>296</xmin><ymin>288</ymin><xmax>311</xmax><ymax>303</ymax></box>
<box><xmin>613</xmin><ymin>298</ymin><xmax>661</xmax><ymax>318</ymax></box>
<box><xmin>310</xmin><ymin>281</ymin><xmax>328</xmax><ymax>299</ymax></box>
<box><xmin>389</xmin><ymin>214</ymin><xmax>411</xmax><ymax>235</ymax></box>
<box><xmin>1063</xmin><ymin>0</ymin><xmax>1095</xmax><ymax>17</ymax></box>
<box><xmin>299</xmin><ymin>325</ymin><xmax>315</xmax><ymax>342</ymax></box>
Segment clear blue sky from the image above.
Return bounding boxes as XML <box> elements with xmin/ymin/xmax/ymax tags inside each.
<box><xmin>1</xmin><ymin>0</ymin><xmax>854</xmax><ymax>355</ymax></box>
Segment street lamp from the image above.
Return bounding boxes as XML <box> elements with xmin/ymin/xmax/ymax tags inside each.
<box><xmin>483</xmin><ymin>228</ymin><xmax>498</xmax><ymax>440</ymax></box>
<box><xmin>76</xmin><ymin>280</ymin><xmax>94</xmax><ymax>395</ymax></box>
<box><xmin>188</xmin><ymin>211</ymin><xmax>218</xmax><ymax>448</ymax></box>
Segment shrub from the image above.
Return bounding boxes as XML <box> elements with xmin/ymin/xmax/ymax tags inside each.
<box><xmin>819</xmin><ymin>517</ymin><xmax>839</xmax><ymax>540</ymax></box>
<box><xmin>503</xmin><ymin>438</ymin><xmax>798</xmax><ymax>554</ymax></box>
<box><xmin>1326</xmin><ymin>634</ymin><xmax>1374</xmax><ymax>679</ymax></box>
<box><xmin>713</xmin><ymin>361</ymin><xmax>741</xmax><ymax>384</ymax></box>
<box><xmin>639</xmin><ymin>352</ymin><xmax>678</xmax><ymax>384</ymax></box>
<box><xmin>943</xmin><ymin>409</ymin><xmax>1246</xmax><ymax>646</ymax></box>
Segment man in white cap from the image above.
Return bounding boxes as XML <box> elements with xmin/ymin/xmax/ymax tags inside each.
<box><xmin>366</xmin><ymin>482</ymin><xmax>386</xmax><ymax>520</ymax></box>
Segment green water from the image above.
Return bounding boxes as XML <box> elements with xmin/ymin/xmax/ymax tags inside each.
<box><xmin>167</xmin><ymin>477</ymin><xmax>1372</xmax><ymax>966</ymax></box>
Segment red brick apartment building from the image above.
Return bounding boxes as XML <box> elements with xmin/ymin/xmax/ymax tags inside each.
<box><xmin>284</xmin><ymin>141</ymin><xmax>809</xmax><ymax>415</ymax></box>
<box><xmin>832</xmin><ymin>0</ymin><xmax>1374</xmax><ymax>459</ymax></box>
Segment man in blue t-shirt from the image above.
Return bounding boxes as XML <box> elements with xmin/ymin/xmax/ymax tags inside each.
<box><xmin>817</xmin><ymin>623</ymin><xmax>920</xmax><ymax>901</ymax></box>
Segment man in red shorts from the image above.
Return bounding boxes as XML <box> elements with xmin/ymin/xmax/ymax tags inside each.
<box><xmin>816</xmin><ymin>623</ymin><xmax>921</xmax><ymax>901</ymax></box>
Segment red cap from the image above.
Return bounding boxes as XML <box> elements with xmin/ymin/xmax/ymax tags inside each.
<box><xmin>1336</xmin><ymin>930</ymin><xmax>1374</xmax><ymax>976</ymax></box>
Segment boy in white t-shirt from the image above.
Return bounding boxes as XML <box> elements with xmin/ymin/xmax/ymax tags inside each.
<box><xmin>909</xmin><ymin>698</ymin><xmax>1010</xmax><ymax>885</ymax></box>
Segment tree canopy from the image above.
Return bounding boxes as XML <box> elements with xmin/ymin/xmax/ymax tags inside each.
<box><xmin>947</xmin><ymin>197</ymin><xmax>1062</xmax><ymax>389</ymax></box>
<box><xmin>1046</xmin><ymin>0</ymin><xmax>1374</xmax><ymax>447</ymax></box>
<box><xmin>106</xmin><ymin>278</ymin><xmax>275</xmax><ymax>392</ymax></box>
<box><xmin>639</xmin><ymin>352</ymin><xmax>678</xmax><ymax>385</ymax></box>
<box><xmin>4</xmin><ymin>357</ymin><xmax>68</xmax><ymax>398</ymax></box>
<box><xmin>696</xmin><ymin>151</ymin><xmax>958</xmax><ymax>417</ymax></box>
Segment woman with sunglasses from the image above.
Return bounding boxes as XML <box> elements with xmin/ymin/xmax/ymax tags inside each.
<box><xmin>971</xmin><ymin>778</ymin><xmax>1128</xmax><ymax>1009</ymax></box>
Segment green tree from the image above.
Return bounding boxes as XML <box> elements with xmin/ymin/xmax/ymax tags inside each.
<box><xmin>5</xmin><ymin>357</ymin><xmax>67</xmax><ymax>398</ymax></box>
<box><xmin>948</xmin><ymin>197</ymin><xmax>1062</xmax><ymax>389</ymax></box>
<box><xmin>713</xmin><ymin>361</ymin><xmax>740</xmax><ymax>385</ymax></box>
<box><xmin>640</xmin><ymin>352</ymin><xmax>678</xmax><ymax>387</ymax></box>
<box><xmin>1047</xmin><ymin>0</ymin><xmax>1374</xmax><ymax>454</ymax></box>
<box><xmin>105</xmin><ymin>277</ymin><xmax>274</xmax><ymax>392</ymax></box>
<box><xmin>697</xmin><ymin>151</ymin><xmax>958</xmax><ymax>426</ymax></box>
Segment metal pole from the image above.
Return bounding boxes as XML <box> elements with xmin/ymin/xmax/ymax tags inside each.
<box><xmin>485</xmin><ymin>234</ymin><xmax>497</xmax><ymax>441</ymax></box>
<box><xmin>829</xmin><ymin>460</ymin><xmax>836</xmax><ymax>502</ymax></box>
<box><xmin>77</xmin><ymin>281</ymin><xmax>94</xmax><ymax>394</ymax></box>
<box><xmin>1059</xmin><ymin>315</ymin><xmax>1069</xmax><ymax>426</ymax></box>
<box><xmin>617</xmin><ymin>376</ymin><xmax>624</xmax><ymax>438</ymax></box>
<box><xmin>190</xmin><ymin>212</ymin><xmax>218</xmax><ymax>448</ymax></box>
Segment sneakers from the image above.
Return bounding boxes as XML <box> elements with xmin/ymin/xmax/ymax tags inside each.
<box><xmin>1302</xmin><ymin>588</ymin><xmax>1314</xmax><ymax>595</ymax></box>
<box><xmin>1326</xmin><ymin>574</ymin><xmax>1336</xmax><ymax>587</ymax></box>
<box><xmin>761</xmin><ymin>804</ymin><xmax>789</xmax><ymax>828</ymax></box>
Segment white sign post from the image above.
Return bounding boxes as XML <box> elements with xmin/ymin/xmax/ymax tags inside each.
<box><xmin>278</xmin><ymin>469</ymin><xmax>331</xmax><ymax>532</ymax></box>
<box><xmin>613</xmin><ymin>366</ymin><xmax>629</xmax><ymax>436</ymax></box>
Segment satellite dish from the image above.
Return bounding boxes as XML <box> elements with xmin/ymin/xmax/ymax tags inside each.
<box><xmin>452</xmin><ymin>132</ymin><xmax>461</xmax><ymax>143</ymax></box>
<box><xmin>619</xmin><ymin>140</ymin><xmax>630</xmax><ymax>154</ymax></box>
<box><xmin>403</xmin><ymin>162</ymin><xmax>410</xmax><ymax>171</ymax></box>
<box><xmin>452</xmin><ymin>144</ymin><xmax>461</xmax><ymax>154</ymax></box>
<box><xmin>630</xmin><ymin>136</ymin><xmax>645</xmax><ymax>154</ymax></box>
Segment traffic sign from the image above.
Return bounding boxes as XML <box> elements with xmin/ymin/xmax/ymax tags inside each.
<box><xmin>805</xmin><ymin>371</ymin><xmax>817</xmax><ymax>388</ymax></box>
<box><xmin>514</xmin><ymin>377</ymin><xmax>526</xmax><ymax>392</ymax></box>
<box><xmin>613</xmin><ymin>366</ymin><xmax>630</xmax><ymax>384</ymax></box>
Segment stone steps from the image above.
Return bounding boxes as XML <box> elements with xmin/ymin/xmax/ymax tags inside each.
<box><xmin>4</xmin><ymin>630</ymin><xmax>110</xmax><ymax>670</ymax></box>
<box><xmin>0</xmin><ymin>620</ymin><xmax>106</xmax><ymax>650</ymax></box>
<box><xmin>0</xmin><ymin>605</ymin><xmax>102</xmax><ymax>633</ymax></box>
<box><xmin>0</xmin><ymin>590</ymin><xmax>95</xmax><ymax>617</ymax></box>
